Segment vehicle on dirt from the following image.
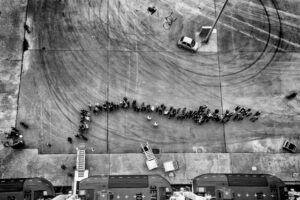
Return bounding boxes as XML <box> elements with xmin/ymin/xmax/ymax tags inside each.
<box><xmin>283</xmin><ymin>140</ymin><xmax>297</xmax><ymax>153</ymax></box>
<box><xmin>177</xmin><ymin>36</ymin><xmax>199</xmax><ymax>52</ymax></box>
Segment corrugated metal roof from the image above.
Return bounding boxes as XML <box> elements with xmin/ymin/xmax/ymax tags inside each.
<box><xmin>0</xmin><ymin>179</ymin><xmax>25</xmax><ymax>192</ymax></box>
<box><xmin>109</xmin><ymin>175</ymin><xmax>148</xmax><ymax>188</ymax></box>
<box><xmin>227</xmin><ymin>175</ymin><xmax>268</xmax><ymax>187</ymax></box>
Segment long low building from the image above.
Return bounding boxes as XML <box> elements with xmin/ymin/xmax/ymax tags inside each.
<box><xmin>76</xmin><ymin>174</ymin><xmax>290</xmax><ymax>200</ymax></box>
<box><xmin>193</xmin><ymin>174</ymin><xmax>288</xmax><ymax>200</ymax></box>
<box><xmin>78</xmin><ymin>175</ymin><xmax>173</xmax><ymax>200</ymax></box>
<box><xmin>0</xmin><ymin>173</ymin><xmax>294</xmax><ymax>200</ymax></box>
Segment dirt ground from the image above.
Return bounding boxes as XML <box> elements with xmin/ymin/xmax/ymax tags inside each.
<box><xmin>10</xmin><ymin>0</ymin><xmax>299</xmax><ymax>155</ymax></box>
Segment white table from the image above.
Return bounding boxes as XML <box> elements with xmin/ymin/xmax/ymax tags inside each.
<box><xmin>163</xmin><ymin>161</ymin><xmax>178</xmax><ymax>172</ymax></box>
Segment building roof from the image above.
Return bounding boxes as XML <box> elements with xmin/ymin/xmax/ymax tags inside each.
<box><xmin>0</xmin><ymin>178</ymin><xmax>25</xmax><ymax>192</ymax></box>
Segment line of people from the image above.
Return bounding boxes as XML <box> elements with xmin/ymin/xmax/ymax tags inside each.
<box><xmin>76</xmin><ymin>109</ymin><xmax>91</xmax><ymax>140</ymax></box>
<box><xmin>130</xmin><ymin>101</ymin><xmax>260</xmax><ymax>125</ymax></box>
<box><xmin>76</xmin><ymin>100</ymin><xmax>130</xmax><ymax>139</ymax></box>
<box><xmin>77</xmin><ymin>97</ymin><xmax>260</xmax><ymax>133</ymax></box>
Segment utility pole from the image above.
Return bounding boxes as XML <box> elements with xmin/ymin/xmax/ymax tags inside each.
<box><xmin>202</xmin><ymin>0</ymin><xmax>229</xmax><ymax>44</ymax></box>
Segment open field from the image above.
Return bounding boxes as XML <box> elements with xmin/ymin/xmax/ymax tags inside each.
<box><xmin>15</xmin><ymin>0</ymin><xmax>300</xmax><ymax>154</ymax></box>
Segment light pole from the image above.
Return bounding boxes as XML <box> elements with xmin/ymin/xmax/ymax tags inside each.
<box><xmin>202</xmin><ymin>0</ymin><xmax>229</xmax><ymax>44</ymax></box>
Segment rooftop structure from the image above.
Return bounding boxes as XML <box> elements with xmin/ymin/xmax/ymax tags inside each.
<box><xmin>0</xmin><ymin>177</ymin><xmax>55</xmax><ymax>200</ymax></box>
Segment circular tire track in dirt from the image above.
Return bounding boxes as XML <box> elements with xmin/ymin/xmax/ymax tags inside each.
<box><xmin>178</xmin><ymin>0</ymin><xmax>282</xmax><ymax>87</ymax></box>
<box><xmin>229</xmin><ymin>0</ymin><xmax>282</xmax><ymax>85</ymax></box>
<box><xmin>182</xmin><ymin>0</ymin><xmax>271</xmax><ymax>78</ymax></box>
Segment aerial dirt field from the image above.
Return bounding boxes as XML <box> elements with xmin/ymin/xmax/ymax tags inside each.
<box><xmin>9</xmin><ymin>0</ymin><xmax>300</xmax><ymax>155</ymax></box>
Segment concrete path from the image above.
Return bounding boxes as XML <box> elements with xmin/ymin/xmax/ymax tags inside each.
<box><xmin>1</xmin><ymin>150</ymin><xmax>299</xmax><ymax>185</ymax></box>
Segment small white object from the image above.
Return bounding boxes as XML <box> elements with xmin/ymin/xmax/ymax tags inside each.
<box><xmin>147</xmin><ymin>116</ymin><xmax>152</xmax><ymax>120</ymax></box>
<box><xmin>163</xmin><ymin>161</ymin><xmax>176</xmax><ymax>172</ymax></box>
<box><xmin>153</xmin><ymin>122</ymin><xmax>158</xmax><ymax>127</ymax></box>
<box><xmin>79</xmin><ymin>190</ymin><xmax>86</xmax><ymax>195</ymax></box>
<box><xmin>168</xmin><ymin>172</ymin><xmax>175</xmax><ymax>177</ymax></box>
<box><xmin>252</xmin><ymin>166</ymin><xmax>257</xmax><ymax>171</ymax></box>
<box><xmin>146</xmin><ymin>160</ymin><xmax>158</xmax><ymax>170</ymax></box>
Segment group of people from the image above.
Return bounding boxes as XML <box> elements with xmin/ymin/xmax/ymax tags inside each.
<box><xmin>3</xmin><ymin>127</ymin><xmax>25</xmax><ymax>149</ymax></box>
<box><xmin>76</xmin><ymin>97</ymin><xmax>260</xmax><ymax>134</ymax></box>
<box><xmin>132</xmin><ymin>101</ymin><xmax>260</xmax><ymax>125</ymax></box>
<box><xmin>76</xmin><ymin>109</ymin><xmax>91</xmax><ymax>140</ymax></box>
<box><xmin>76</xmin><ymin>99</ymin><xmax>131</xmax><ymax>138</ymax></box>
<box><xmin>89</xmin><ymin>99</ymin><xmax>131</xmax><ymax>114</ymax></box>
<box><xmin>147</xmin><ymin>6</ymin><xmax>157</xmax><ymax>15</ymax></box>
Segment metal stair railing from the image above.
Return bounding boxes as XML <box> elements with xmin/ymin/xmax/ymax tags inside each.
<box><xmin>77</xmin><ymin>149</ymin><xmax>86</xmax><ymax>177</ymax></box>
<box><xmin>141</xmin><ymin>142</ymin><xmax>157</xmax><ymax>161</ymax></box>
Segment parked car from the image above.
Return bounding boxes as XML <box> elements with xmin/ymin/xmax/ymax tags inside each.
<box><xmin>282</xmin><ymin>140</ymin><xmax>297</xmax><ymax>153</ymax></box>
<box><xmin>177</xmin><ymin>36</ymin><xmax>199</xmax><ymax>52</ymax></box>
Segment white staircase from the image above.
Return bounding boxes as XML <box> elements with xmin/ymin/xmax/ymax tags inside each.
<box><xmin>144</xmin><ymin>147</ymin><xmax>156</xmax><ymax>161</ymax></box>
<box><xmin>141</xmin><ymin>142</ymin><xmax>158</xmax><ymax>170</ymax></box>
<box><xmin>73</xmin><ymin>144</ymin><xmax>89</xmax><ymax>194</ymax></box>
<box><xmin>77</xmin><ymin>148</ymin><xmax>86</xmax><ymax>177</ymax></box>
